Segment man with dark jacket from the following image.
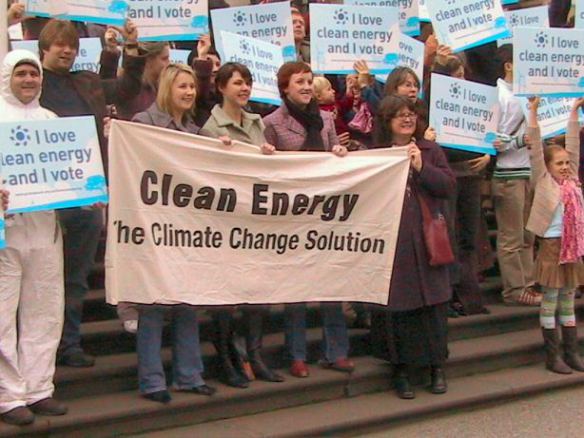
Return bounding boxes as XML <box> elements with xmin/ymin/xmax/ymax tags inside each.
<box><xmin>38</xmin><ymin>18</ymin><xmax>144</xmax><ymax>367</ymax></box>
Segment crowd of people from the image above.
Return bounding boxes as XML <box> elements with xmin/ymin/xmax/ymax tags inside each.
<box><xmin>1</xmin><ymin>0</ymin><xmax>583</xmax><ymax>428</ymax></box>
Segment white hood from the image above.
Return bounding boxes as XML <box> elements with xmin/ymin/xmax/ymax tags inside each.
<box><xmin>0</xmin><ymin>49</ymin><xmax>55</xmax><ymax>121</ymax></box>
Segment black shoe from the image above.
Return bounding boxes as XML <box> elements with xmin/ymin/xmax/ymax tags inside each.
<box><xmin>181</xmin><ymin>385</ymin><xmax>217</xmax><ymax>396</ymax></box>
<box><xmin>394</xmin><ymin>372</ymin><xmax>415</xmax><ymax>399</ymax></box>
<box><xmin>1</xmin><ymin>407</ymin><xmax>34</xmax><ymax>426</ymax></box>
<box><xmin>28</xmin><ymin>398</ymin><xmax>68</xmax><ymax>416</ymax></box>
<box><xmin>430</xmin><ymin>367</ymin><xmax>448</xmax><ymax>394</ymax></box>
<box><xmin>143</xmin><ymin>390</ymin><xmax>172</xmax><ymax>404</ymax></box>
<box><xmin>57</xmin><ymin>351</ymin><xmax>95</xmax><ymax>368</ymax></box>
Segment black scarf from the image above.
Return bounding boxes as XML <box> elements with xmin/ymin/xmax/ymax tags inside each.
<box><xmin>284</xmin><ymin>97</ymin><xmax>325</xmax><ymax>151</ymax></box>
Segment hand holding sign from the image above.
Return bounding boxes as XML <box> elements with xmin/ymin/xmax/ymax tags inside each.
<box><xmin>8</xmin><ymin>3</ymin><xmax>25</xmax><ymax>26</ymax></box>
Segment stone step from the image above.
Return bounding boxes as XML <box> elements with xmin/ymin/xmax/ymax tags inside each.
<box><xmin>54</xmin><ymin>307</ymin><xmax>584</xmax><ymax>401</ymax></box>
<box><xmin>134</xmin><ymin>363</ymin><xmax>584</xmax><ymax>438</ymax></box>
<box><xmin>2</xmin><ymin>325</ymin><xmax>583</xmax><ymax>438</ymax></box>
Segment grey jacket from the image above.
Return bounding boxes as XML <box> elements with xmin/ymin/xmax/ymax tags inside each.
<box><xmin>132</xmin><ymin>102</ymin><xmax>200</xmax><ymax>134</ymax></box>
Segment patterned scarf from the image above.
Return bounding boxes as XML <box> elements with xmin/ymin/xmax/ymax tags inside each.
<box><xmin>560</xmin><ymin>177</ymin><xmax>584</xmax><ymax>264</ymax></box>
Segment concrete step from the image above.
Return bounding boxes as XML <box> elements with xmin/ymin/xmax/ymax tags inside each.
<box><xmin>3</xmin><ymin>327</ymin><xmax>583</xmax><ymax>438</ymax></box>
<box><xmin>133</xmin><ymin>363</ymin><xmax>584</xmax><ymax>438</ymax></box>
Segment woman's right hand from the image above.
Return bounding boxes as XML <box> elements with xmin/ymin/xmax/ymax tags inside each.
<box><xmin>1</xmin><ymin>189</ymin><xmax>10</xmax><ymax>213</ymax></box>
<box><xmin>408</xmin><ymin>143</ymin><xmax>423</xmax><ymax>172</ymax></box>
<box><xmin>570</xmin><ymin>97</ymin><xmax>584</xmax><ymax>121</ymax></box>
<box><xmin>197</xmin><ymin>35</ymin><xmax>211</xmax><ymax>60</ymax></box>
<box><xmin>260</xmin><ymin>143</ymin><xmax>276</xmax><ymax>155</ymax></box>
<box><xmin>218</xmin><ymin>135</ymin><xmax>233</xmax><ymax>147</ymax></box>
<box><xmin>338</xmin><ymin>132</ymin><xmax>351</xmax><ymax>147</ymax></box>
<box><xmin>424</xmin><ymin>127</ymin><xmax>436</xmax><ymax>142</ymax></box>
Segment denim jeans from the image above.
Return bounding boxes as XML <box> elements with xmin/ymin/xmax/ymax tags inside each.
<box><xmin>137</xmin><ymin>305</ymin><xmax>205</xmax><ymax>394</ymax></box>
<box><xmin>58</xmin><ymin>208</ymin><xmax>103</xmax><ymax>356</ymax></box>
<box><xmin>284</xmin><ymin>302</ymin><xmax>349</xmax><ymax>362</ymax></box>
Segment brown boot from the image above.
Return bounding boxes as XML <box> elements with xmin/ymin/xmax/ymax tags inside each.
<box><xmin>561</xmin><ymin>326</ymin><xmax>584</xmax><ymax>372</ymax></box>
<box><xmin>542</xmin><ymin>328</ymin><xmax>572</xmax><ymax>374</ymax></box>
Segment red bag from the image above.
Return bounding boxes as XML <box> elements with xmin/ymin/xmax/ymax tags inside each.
<box><xmin>417</xmin><ymin>193</ymin><xmax>455</xmax><ymax>267</ymax></box>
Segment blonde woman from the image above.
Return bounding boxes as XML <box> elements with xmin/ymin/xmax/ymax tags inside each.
<box><xmin>131</xmin><ymin>64</ymin><xmax>215</xmax><ymax>403</ymax></box>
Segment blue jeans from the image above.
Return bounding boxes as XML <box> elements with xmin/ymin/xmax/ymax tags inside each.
<box><xmin>137</xmin><ymin>305</ymin><xmax>205</xmax><ymax>394</ymax></box>
<box><xmin>58</xmin><ymin>208</ymin><xmax>103</xmax><ymax>356</ymax></box>
<box><xmin>284</xmin><ymin>303</ymin><xmax>349</xmax><ymax>362</ymax></box>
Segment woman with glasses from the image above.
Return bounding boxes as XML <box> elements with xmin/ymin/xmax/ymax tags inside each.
<box><xmin>371</xmin><ymin>95</ymin><xmax>455</xmax><ymax>400</ymax></box>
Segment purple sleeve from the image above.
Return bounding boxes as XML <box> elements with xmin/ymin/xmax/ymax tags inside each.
<box><xmin>416</xmin><ymin>143</ymin><xmax>456</xmax><ymax>199</ymax></box>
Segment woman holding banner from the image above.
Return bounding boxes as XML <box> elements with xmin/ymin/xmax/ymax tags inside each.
<box><xmin>263</xmin><ymin>61</ymin><xmax>353</xmax><ymax>379</ymax></box>
<box><xmin>370</xmin><ymin>95</ymin><xmax>455</xmax><ymax>400</ymax></box>
<box><xmin>200</xmin><ymin>62</ymin><xmax>284</xmax><ymax>387</ymax></box>
<box><xmin>131</xmin><ymin>63</ymin><xmax>216</xmax><ymax>403</ymax></box>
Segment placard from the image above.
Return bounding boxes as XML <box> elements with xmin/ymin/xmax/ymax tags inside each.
<box><xmin>169</xmin><ymin>49</ymin><xmax>191</xmax><ymax>65</ymax></box>
<box><xmin>374</xmin><ymin>27</ymin><xmax>424</xmax><ymax>87</ymax></box>
<box><xmin>211</xmin><ymin>3</ymin><xmax>295</xmax><ymax>62</ymax></box>
<box><xmin>23</xmin><ymin>0</ymin><xmax>68</xmax><ymax>18</ymax></box>
<box><xmin>426</xmin><ymin>0</ymin><xmax>510</xmax><ymax>52</ymax></box>
<box><xmin>576</xmin><ymin>0</ymin><xmax>584</xmax><ymax>29</ymax></box>
<box><xmin>11</xmin><ymin>38</ymin><xmax>103</xmax><ymax>74</ymax></box>
<box><xmin>310</xmin><ymin>4</ymin><xmax>400</xmax><ymax>74</ymax></box>
<box><xmin>519</xmin><ymin>97</ymin><xmax>584</xmax><ymax>139</ymax></box>
<box><xmin>429</xmin><ymin>74</ymin><xmax>500</xmax><ymax>155</ymax></box>
<box><xmin>498</xmin><ymin>5</ymin><xmax>549</xmax><ymax>46</ymax></box>
<box><xmin>126</xmin><ymin>0</ymin><xmax>209</xmax><ymax>41</ymax></box>
<box><xmin>344</xmin><ymin>0</ymin><xmax>420</xmax><ymax>36</ymax></box>
<box><xmin>513</xmin><ymin>27</ymin><xmax>584</xmax><ymax>97</ymax></box>
<box><xmin>0</xmin><ymin>117</ymin><xmax>108</xmax><ymax>213</ymax></box>
<box><xmin>220</xmin><ymin>31</ymin><xmax>283</xmax><ymax>106</ymax></box>
<box><xmin>106</xmin><ymin>120</ymin><xmax>410</xmax><ymax>306</ymax></box>
<box><xmin>418</xmin><ymin>0</ymin><xmax>430</xmax><ymax>22</ymax></box>
<box><xmin>60</xmin><ymin>0</ymin><xmax>128</xmax><ymax>26</ymax></box>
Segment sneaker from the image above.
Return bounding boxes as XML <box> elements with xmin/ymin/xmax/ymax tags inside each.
<box><xmin>503</xmin><ymin>288</ymin><xmax>542</xmax><ymax>307</ymax></box>
<box><xmin>143</xmin><ymin>390</ymin><xmax>172</xmax><ymax>404</ymax></box>
<box><xmin>1</xmin><ymin>407</ymin><xmax>34</xmax><ymax>426</ymax></box>
<box><xmin>123</xmin><ymin>320</ymin><xmax>138</xmax><ymax>334</ymax></box>
<box><xmin>28</xmin><ymin>398</ymin><xmax>68</xmax><ymax>416</ymax></box>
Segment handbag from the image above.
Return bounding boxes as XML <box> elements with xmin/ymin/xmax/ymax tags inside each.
<box><xmin>347</xmin><ymin>101</ymin><xmax>373</xmax><ymax>134</ymax></box>
<box><xmin>416</xmin><ymin>193</ymin><xmax>455</xmax><ymax>267</ymax></box>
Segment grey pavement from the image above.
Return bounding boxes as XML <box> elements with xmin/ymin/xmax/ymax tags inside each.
<box><xmin>360</xmin><ymin>386</ymin><xmax>584</xmax><ymax>438</ymax></box>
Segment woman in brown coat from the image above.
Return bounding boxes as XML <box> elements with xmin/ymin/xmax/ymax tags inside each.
<box><xmin>370</xmin><ymin>95</ymin><xmax>456</xmax><ymax>399</ymax></box>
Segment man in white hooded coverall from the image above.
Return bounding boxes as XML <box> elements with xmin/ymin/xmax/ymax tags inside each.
<box><xmin>0</xmin><ymin>49</ymin><xmax>68</xmax><ymax>426</ymax></box>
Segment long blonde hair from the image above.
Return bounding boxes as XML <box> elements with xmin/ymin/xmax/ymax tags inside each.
<box><xmin>156</xmin><ymin>63</ymin><xmax>197</xmax><ymax>117</ymax></box>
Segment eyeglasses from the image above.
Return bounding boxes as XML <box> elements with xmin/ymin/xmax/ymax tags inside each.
<box><xmin>395</xmin><ymin>112</ymin><xmax>418</xmax><ymax>121</ymax></box>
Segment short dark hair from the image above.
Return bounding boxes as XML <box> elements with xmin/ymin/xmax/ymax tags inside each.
<box><xmin>277</xmin><ymin>61</ymin><xmax>312</xmax><ymax>98</ymax></box>
<box><xmin>373</xmin><ymin>95</ymin><xmax>424</xmax><ymax>147</ymax></box>
<box><xmin>496</xmin><ymin>44</ymin><xmax>513</xmax><ymax>79</ymax></box>
<box><xmin>384</xmin><ymin>67</ymin><xmax>421</xmax><ymax>96</ymax></box>
<box><xmin>215</xmin><ymin>62</ymin><xmax>253</xmax><ymax>97</ymax></box>
<box><xmin>38</xmin><ymin>19</ymin><xmax>80</xmax><ymax>60</ymax></box>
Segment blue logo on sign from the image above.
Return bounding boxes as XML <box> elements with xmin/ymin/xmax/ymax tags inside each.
<box><xmin>383</xmin><ymin>53</ymin><xmax>399</xmax><ymax>65</ymax></box>
<box><xmin>85</xmin><ymin>175</ymin><xmax>107</xmax><ymax>192</ymax></box>
<box><xmin>333</xmin><ymin>9</ymin><xmax>349</xmax><ymax>25</ymax></box>
<box><xmin>494</xmin><ymin>17</ymin><xmax>507</xmax><ymax>28</ymax></box>
<box><xmin>108</xmin><ymin>0</ymin><xmax>128</xmax><ymax>14</ymax></box>
<box><xmin>534</xmin><ymin>31</ymin><xmax>548</xmax><ymax>48</ymax></box>
<box><xmin>449</xmin><ymin>83</ymin><xmax>461</xmax><ymax>99</ymax></box>
<box><xmin>484</xmin><ymin>132</ymin><xmax>497</xmax><ymax>143</ymax></box>
<box><xmin>233</xmin><ymin>11</ymin><xmax>247</xmax><ymax>26</ymax></box>
<box><xmin>10</xmin><ymin>126</ymin><xmax>30</xmax><ymax>147</ymax></box>
<box><xmin>282</xmin><ymin>45</ymin><xmax>296</xmax><ymax>60</ymax></box>
<box><xmin>191</xmin><ymin>15</ymin><xmax>209</xmax><ymax>30</ymax></box>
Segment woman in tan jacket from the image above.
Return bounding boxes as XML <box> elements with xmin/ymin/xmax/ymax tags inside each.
<box><xmin>526</xmin><ymin>97</ymin><xmax>584</xmax><ymax>374</ymax></box>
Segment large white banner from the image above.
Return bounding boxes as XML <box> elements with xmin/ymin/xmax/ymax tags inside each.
<box><xmin>106</xmin><ymin>121</ymin><xmax>410</xmax><ymax>306</ymax></box>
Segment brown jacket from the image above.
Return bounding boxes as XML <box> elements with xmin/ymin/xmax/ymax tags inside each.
<box><xmin>526</xmin><ymin>121</ymin><xmax>580</xmax><ymax>237</ymax></box>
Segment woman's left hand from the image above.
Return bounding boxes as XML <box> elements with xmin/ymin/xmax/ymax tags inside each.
<box><xmin>468</xmin><ymin>154</ymin><xmax>490</xmax><ymax>173</ymax></box>
<box><xmin>408</xmin><ymin>143</ymin><xmax>423</xmax><ymax>172</ymax></box>
<box><xmin>103</xmin><ymin>117</ymin><xmax>112</xmax><ymax>138</ymax></box>
<box><xmin>260</xmin><ymin>143</ymin><xmax>276</xmax><ymax>155</ymax></box>
<box><xmin>331</xmin><ymin>144</ymin><xmax>348</xmax><ymax>157</ymax></box>
<box><xmin>424</xmin><ymin>127</ymin><xmax>436</xmax><ymax>142</ymax></box>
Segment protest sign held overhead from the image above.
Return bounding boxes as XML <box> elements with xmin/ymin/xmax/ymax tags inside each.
<box><xmin>211</xmin><ymin>2</ymin><xmax>295</xmax><ymax>62</ymax></box>
<box><xmin>344</xmin><ymin>0</ymin><xmax>420</xmax><ymax>37</ymax></box>
<box><xmin>575</xmin><ymin>0</ymin><xmax>584</xmax><ymax>29</ymax></box>
<box><xmin>498</xmin><ymin>5</ymin><xmax>549</xmax><ymax>46</ymax></box>
<box><xmin>513</xmin><ymin>27</ymin><xmax>584</xmax><ymax>97</ymax></box>
<box><xmin>23</xmin><ymin>0</ymin><xmax>68</xmax><ymax>18</ymax></box>
<box><xmin>518</xmin><ymin>97</ymin><xmax>584</xmax><ymax>140</ymax></box>
<box><xmin>426</xmin><ymin>0</ymin><xmax>510</xmax><ymax>52</ymax></box>
<box><xmin>429</xmin><ymin>74</ymin><xmax>500</xmax><ymax>155</ymax></box>
<box><xmin>0</xmin><ymin>117</ymin><xmax>108</xmax><ymax>213</ymax></box>
<box><xmin>375</xmin><ymin>27</ymin><xmax>424</xmax><ymax>86</ymax></box>
<box><xmin>310</xmin><ymin>4</ymin><xmax>399</xmax><ymax>74</ymax></box>
<box><xmin>220</xmin><ymin>32</ymin><xmax>283</xmax><ymax>106</ymax></box>
<box><xmin>106</xmin><ymin>121</ymin><xmax>410</xmax><ymax>306</ymax></box>
<box><xmin>58</xmin><ymin>0</ymin><xmax>128</xmax><ymax>26</ymax></box>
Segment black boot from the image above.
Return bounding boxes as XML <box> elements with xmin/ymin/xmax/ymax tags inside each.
<box><xmin>562</xmin><ymin>326</ymin><xmax>584</xmax><ymax>372</ymax></box>
<box><xmin>244</xmin><ymin>308</ymin><xmax>284</xmax><ymax>382</ymax></box>
<box><xmin>212</xmin><ymin>313</ymin><xmax>249</xmax><ymax>388</ymax></box>
<box><xmin>393</xmin><ymin>366</ymin><xmax>415</xmax><ymax>399</ymax></box>
<box><xmin>542</xmin><ymin>328</ymin><xmax>572</xmax><ymax>374</ymax></box>
<box><xmin>429</xmin><ymin>367</ymin><xmax>448</xmax><ymax>394</ymax></box>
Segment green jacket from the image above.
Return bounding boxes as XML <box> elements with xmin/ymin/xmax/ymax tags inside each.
<box><xmin>200</xmin><ymin>104</ymin><xmax>266</xmax><ymax>146</ymax></box>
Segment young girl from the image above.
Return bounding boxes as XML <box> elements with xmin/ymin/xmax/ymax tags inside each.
<box><xmin>526</xmin><ymin>97</ymin><xmax>584</xmax><ymax>374</ymax></box>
